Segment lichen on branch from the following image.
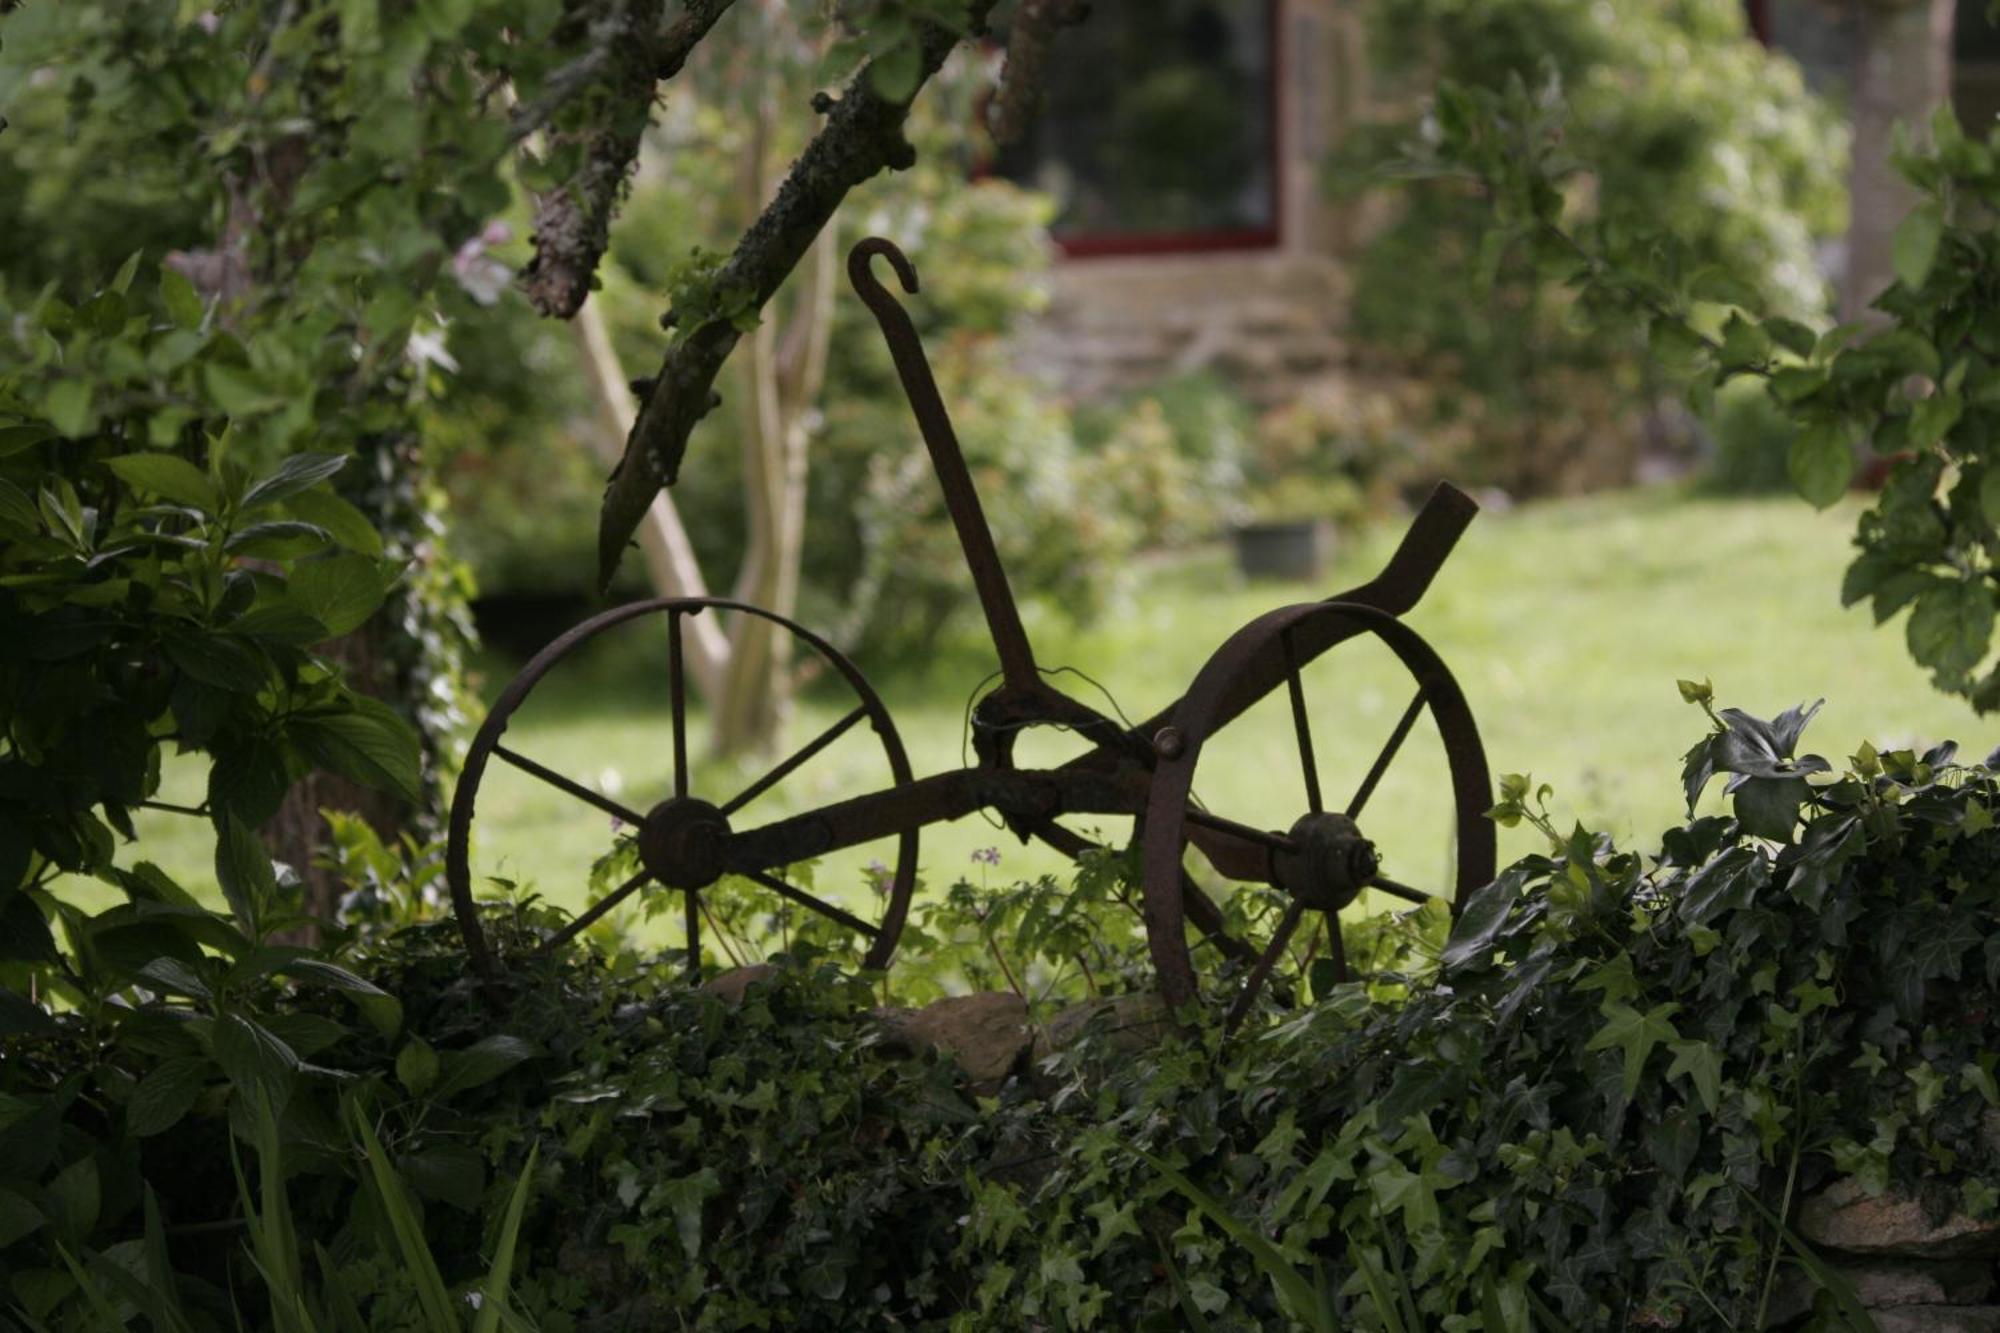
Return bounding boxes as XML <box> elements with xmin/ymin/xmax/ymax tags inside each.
<box><xmin>594</xmin><ymin>0</ymin><xmax>999</xmax><ymax>590</ymax></box>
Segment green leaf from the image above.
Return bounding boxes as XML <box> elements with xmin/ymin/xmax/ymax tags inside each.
<box><xmin>105</xmin><ymin>453</ymin><xmax>219</xmax><ymax>512</ymax></box>
<box><xmin>1648</xmin><ymin>317</ymin><xmax>1709</xmax><ymax>376</ymax></box>
<box><xmin>45</xmin><ymin>379</ymin><xmax>95</xmax><ymax>438</ymax></box>
<box><xmin>291</xmin><ymin>696</ymin><xmax>423</xmax><ymax>805</ymax></box>
<box><xmin>127</xmin><ymin>1056</ymin><xmax>212</xmax><ymax>1137</ymax></box>
<box><xmin>1585</xmin><ymin>1001</ymin><xmax>1682</xmax><ymax>1100</ymax></box>
<box><xmin>868</xmin><ymin>40</ymin><xmax>922</xmax><ymax>103</ymax></box>
<box><xmin>433</xmin><ymin>1034</ymin><xmax>538</xmax><ymax>1099</ymax></box>
<box><xmin>0</xmin><ymin>424</ymin><xmax>57</xmax><ymax>458</ymax></box>
<box><xmin>213</xmin><ymin>1012</ymin><xmax>301</xmax><ymax>1111</ymax></box>
<box><xmin>214</xmin><ymin>813</ymin><xmax>278</xmax><ymax>935</ymax></box>
<box><xmin>1787</xmin><ymin>426</ymin><xmax>1851</xmax><ymax>509</ymax></box>
<box><xmin>1892</xmin><ymin>202</ymin><xmax>1943</xmax><ymax>291</ymax></box>
<box><xmin>242</xmin><ymin>453</ymin><xmax>348</xmax><ymax>511</ymax></box>
<box><xmin>282</xmin><ymin>958</ymin><xmax>402</xmax><ymax>1037</ymax></box>
<box><xmin>1734</xmin><ymin>775</ymin><xmax>1808</xmax><ymax>842</ymax></box>
<box><xmin>284</xmin><ymin>487</ymin><xmax>383</xmax><ymax>556</ymax></box>
<box><xmin>0</xmin><ymin>1187</ymin><xmax>43</xmax><ymax>1249</ymax></box>
<box><xmin>397</xmin><ymin>1038</ymin><xmax>440</xmax><ymax>1096</ymax></box>
<box><xmin>1907</xmin><ymin>578</ymin><xmax>1995</xmax><ymax>682</ymax></box>
<box><xmin>290</xmin><ymin>554</ymin><xmax>392</xmax><ymax>637</ymax></box>
<box><xmin>159</xmin><ymin>266</ymin><xmax>205</xmax><ymax>329</ymax></box>
<box><xmin>165</xmin><ymin>630</ymin><xmax>268</xmax><ymax>693</ymax></box>
<box><xmin>1665</xmin><ymin>1039</ymin><xmax>1722</xmax><ymax>1114</ymax></box>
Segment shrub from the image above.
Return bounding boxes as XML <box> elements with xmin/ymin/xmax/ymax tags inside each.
<box><xmin>9</xmin><ymin>696</ymin><xmax>2000</xmax><ymax>1329</ymax></box>
<box><xmin>1344</xmin><ymin>0</ymin><xmax>1845</xmax><ymax>496</ymax></box>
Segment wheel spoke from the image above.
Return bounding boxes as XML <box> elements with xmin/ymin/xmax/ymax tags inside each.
<box><xmin>1347</xmin><ymin>689</ymin><xmax>1428</xmax><ymax>820</ymax></box>
<box><xmin>1326</xmin><ymin>915</ymin><xmax>1347</xmax><ymax>984</ymax></box>
<box><xmin>1281</xmin><ymin>627</ymin><xmax>1322</xmax><ymax>814</ymax></box>
<box><xmin>669</xmin><ymin>609</ymin><xmax>688</xmax><ymax>799</ymax></box>
<box><xmin>745</xmin><ymin>868</ymin><xmax>880</xmax><ymax>939</ymax></box>
<box><xmin>1225</xmin><ymin>898</ymin><xmax>1308</xmax><ymax>1032</ymax></box>
<box><xmin>1370</xmin><ymin>875</ymin><xmax>1432</xmax><ymax>907</ymax></box>
<box><xmin>1184</xmin><ymin>805</ymin><xmax>1295</xmax><ymax>857</ymax></box>
<box><xmin>494</xmin><ymin>745</ymin><xmax>645</xmax><ymax>827</ymax></box>
<box><xmin>720</xmin><ymin>705</ymin><xmax>868</xmax><ymax>818</ymax></box>
<box><xmin>538</xmin><ymin>868</ymin><xmax>652</xmax><ymax>955</ymax></box>
<box><xmin>684</xmin><ymin>888</ymin><xmax>701</xmax><ymax>978</ymax></box>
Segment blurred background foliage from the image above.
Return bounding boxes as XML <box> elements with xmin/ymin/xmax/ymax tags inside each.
<box><xmin>1339</xmin><ymin>0</ymin><xmax>1847</xmax><ymax>498</ymax></box>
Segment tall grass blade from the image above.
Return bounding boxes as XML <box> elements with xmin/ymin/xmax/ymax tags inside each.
<box><xmin>349</xmin><ymin>1099</ymin><xmax>460</xmax><ymax>1331</ymax></box>
<box><xmin>1140</xmin><ymin>1151</ymin><xmax>1323</xmax><ymax>1327</ymax></box>
<box><xmin>1736</xmin><ymin>1188</ymin><xmax>1880</xmax><ymax>1332</ymax></box>
<box><xmin>316</xmin><ymin>1242</ymin><xmax>370</xmax><ymax>1333</ymax></box>
<box><xmin>471</xmin><ymin>1143</ymin><xmax>540</xmax><ymax>1333</ymax></box>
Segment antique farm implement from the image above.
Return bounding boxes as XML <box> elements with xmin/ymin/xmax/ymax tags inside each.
<box><xmin>447</xmin><ymin>238</ymin><xmax>1495</xmax><ymax>1023</ymax></box>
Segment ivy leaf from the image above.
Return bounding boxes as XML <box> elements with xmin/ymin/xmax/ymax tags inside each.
<box><xmin>654</xmin><ymin>1168</ymin><xmax>722</xmax><ymax>1261</ymax></box>
<box><xmin>1585</xmin><ymin>1002</ymin><xmax>1682</xmax><ymax>1100</ymax></box>
<box><xmin>1714</xmin><ymin>702</ymin><xmax>1826</xmax><ymax>781</ymax></box>
<box><xmin>1892</xmin><ymin>202</ymin><xmax>1943</xmax><ymax>290</ymax></box>
<box><xmin>1733</xmin><ymin>776</ymin><xmax>1808</xmax><ymax>843</ymax></box>
<box><xmin>1664</xmin><ymin>1039</ymin><xmax>1722</xmax><ymax>1115</ymax></box>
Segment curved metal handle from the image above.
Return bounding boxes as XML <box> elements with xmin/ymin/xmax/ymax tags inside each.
<box><xmin>848</xmin><ymin>235</ymin><xmax>922</xmax><ymax>319</ymax></box>
<box><xmin>1340</xmin><ymin>480</ymin><xmax>1479</xmax><ymax>617</ymax></box>
<box><xmin>846</xmin><ymin>236</ymin><xmax>1041</xmax><ymax>687</ymax></box>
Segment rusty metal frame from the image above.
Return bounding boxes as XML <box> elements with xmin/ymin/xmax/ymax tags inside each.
<box><xmin>448</xmin><ymin>237</ymin><xmax>1492</xmax><ymax>1014</ymax></box>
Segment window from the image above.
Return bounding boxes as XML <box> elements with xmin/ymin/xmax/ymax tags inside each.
<box><xmin>991</xmin><ymin>0</ymin><xmax>1281</xmax><ymax>255</ymax></box>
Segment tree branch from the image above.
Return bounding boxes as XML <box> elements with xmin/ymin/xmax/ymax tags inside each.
<box><xmin>595</xmin><ymin>1</ymin><xmax>998</xmax><ymax>590</ymax></box>
<box><xmin>988</xmin><ymin>0</ymin><xmax>1089</xmax><ymax>146</ymax></box>
<box><xmin>520</xmin><ymin>0</ymin><xmax>740</xmax><ymax>318</ymax></box>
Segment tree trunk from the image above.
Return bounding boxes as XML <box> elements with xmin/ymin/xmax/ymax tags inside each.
<box><xmin>1843</xmin><ymin>0</ymin><xmax>1956</xmax><ymax>323</ymax></box>
<box><xmin>263</xmin><ymin>623</ymin><xmax>404</xmax><ymax>933</ymax></box>
<box><xmin>572</xmin><ymin>298</ymin><xmax>729</xmax><ymax>698</ymax></box>
<box><xmin>712</xmin><ymin>54</ymin><xmax>837</xmax><ymax>758</ymax></box>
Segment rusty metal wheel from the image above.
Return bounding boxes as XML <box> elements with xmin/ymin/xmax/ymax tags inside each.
<box><xmin>1139</xmin><ymin>600</ymin><xmax>1494</xmax><ymax>1025</ymax></box>
<box><xmin>447</xmin><ymin>597</ymin><xmax>918</xmax><ymax>981</ymax></box>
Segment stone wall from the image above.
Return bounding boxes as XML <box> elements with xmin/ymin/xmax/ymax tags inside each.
<box><xmin>1015</xmin><ymin>249</ymin><xmax>1352</xmax><ymax>407</ymax></box>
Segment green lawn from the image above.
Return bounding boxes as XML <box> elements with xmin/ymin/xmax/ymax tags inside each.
<box><xmin>106</xmin><ymin>486</ymin><xmax>1991</xmax><ymax>947</ymax></box>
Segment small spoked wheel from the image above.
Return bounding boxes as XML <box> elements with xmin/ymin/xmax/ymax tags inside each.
<box><xmin>446</xmin><ymin>597</ymin><xmax>918</xmax><ymax>981</ymax></box>
<box><xmin>1140</xmin><ymin>600</ymin><xmax>1494</xmax><ymax>1026</ymax></box>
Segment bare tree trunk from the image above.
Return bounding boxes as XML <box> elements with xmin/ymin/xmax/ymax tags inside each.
<box><xmin>572</xmin><ymin>297</ymin><xmax>729</xmax><ymax>697</ymax></box>
<box><xmin>1843</xmin><ymin>0</ymin><xmax>1956</xmax><ymax>323</ymax></box>
<box><xmin>711</xmin><ymin>49</ymin><xmax>838</xmax><ymax>758</ymax></box>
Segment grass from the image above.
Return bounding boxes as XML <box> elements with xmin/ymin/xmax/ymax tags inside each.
<box><xmin>104</xmin><ymin>485</ymin><xmax>1989</xmax><ymax>950</ymax></box>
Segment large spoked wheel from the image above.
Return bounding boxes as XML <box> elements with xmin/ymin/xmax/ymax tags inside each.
<box><xmin>447</xmin><ymin>597</ymin><xmax>918</xmax><ymax>981</ymax></box>
<box><xmin>1140</xmin><ymin>601</ymin><xmax>1494</xmax><ymax>1025</ymax></box>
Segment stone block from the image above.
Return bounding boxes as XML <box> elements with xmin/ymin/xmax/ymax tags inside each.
<box><xmin>699</xmin><ymin>963</ymin><xmax>780</xmax><ymax>1005</ymax></box>
<box><xmin>1871</xmin><ymin>1306</ymin><xmax>2000</xmax><ymax>1332</ymax></box>
<box><xmin>875</xmin><ymin>992</ymin><xmax>1032</xmax><ymax>1091</ymax></box>
<box><xmin>1799</xmin><ymin>1179</ymin><xmax>2000</xmax><ymax>1259</ymax></box>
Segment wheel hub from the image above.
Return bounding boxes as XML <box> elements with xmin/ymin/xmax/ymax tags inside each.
<box><xmin>637</xmin><ymin>797</ymin><xmax>732</xmax><ymax>890</ymax></box>
<box><xmin>1272</xmin><ymin>811</ymin><xmax>1378</xmax><ymax>913</ymax></box>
